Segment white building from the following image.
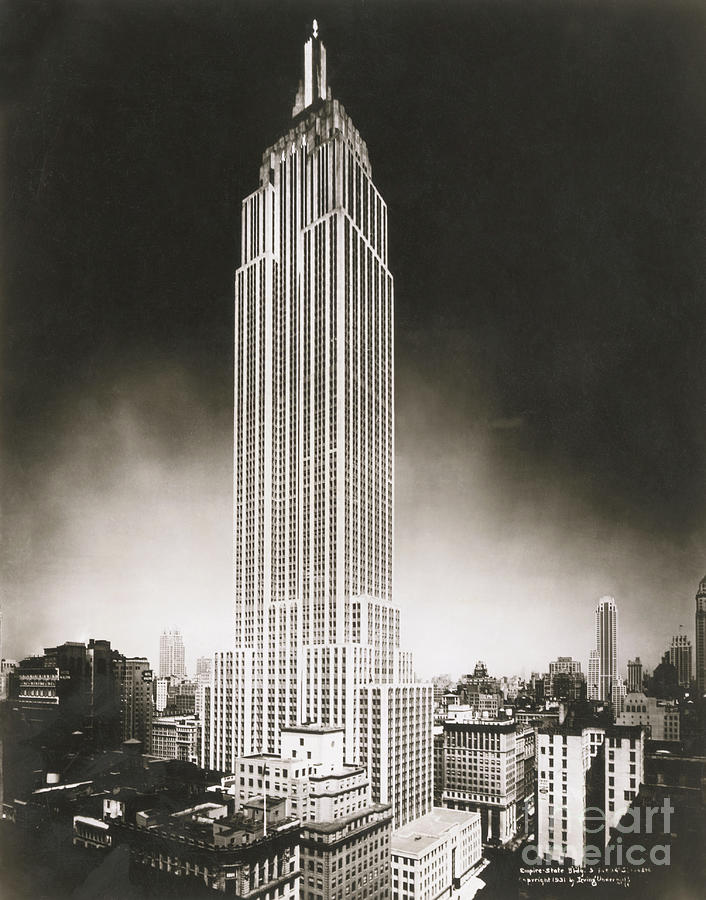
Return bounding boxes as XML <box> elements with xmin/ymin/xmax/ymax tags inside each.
<box><xmin>603</xmin><ymin>727</ymin><xmax>643</xmax><ymax>834</ymax></box>
<box><xmin>391</xmin><ymin>807</ymin><xmax>482</xmax><ymax>900</ymax></box>
<box><xmin>201</xmin><ymin>22</ymin><xmax>432</xmax><ymax>827</ymax></box>
<box><xmin>228</xmin><ymin>723</ymin><xmax>393</xmax><ymax>900</ymax></box>
<box><xmin>150</xmin><ymin>715</ymin><xmax>199</xmax><ymax>763</ymax></box>
<box><xmin>536</xmin><ymin>725</ymin><xmax>644</xmax><ymax>865</ymax></box>
<box><xmin>617</xmin><ymin>692</ymin><xmax>680</xmax><ymax>742</ymax></box>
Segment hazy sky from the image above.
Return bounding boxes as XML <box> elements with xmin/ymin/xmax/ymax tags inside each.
<box><xmin>2</xmin><ymin>0</ymin><xmax>705</xmax><ymax>680</ymax></box>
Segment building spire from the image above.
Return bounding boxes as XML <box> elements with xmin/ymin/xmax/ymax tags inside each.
<box><xmin>292</xmin><ymin>19</ymin><xmax>328</xmax><ymax>118</ymax></box>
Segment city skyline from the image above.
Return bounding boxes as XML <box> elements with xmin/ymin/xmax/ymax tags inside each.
<box><xmin>2</xmin><ymin>1</ymin><xmax>705</xmax><ymax>679</ymax></box>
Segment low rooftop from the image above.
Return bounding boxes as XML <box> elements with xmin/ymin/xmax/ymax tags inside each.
<box><xmin>281</xmin><ymin>723</ymin><xmax>343</xmax><ymax>735</ymax></box>
<box><xmin>392</xmin><ymin>807</ymin><xmax>480</xmax><ymax>857</ymax></box>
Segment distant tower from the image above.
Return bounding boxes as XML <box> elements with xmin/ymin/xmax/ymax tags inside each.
<box><xmin>159</xmin><ymin>629</ymin><xmax>186</xmax><ymax>679</ymax></box>
<box><xmin>627</xmin><ymin>657</ymin><xmax>642</xmax><ymax>693</ymax></box>
<box><xmin>668</xmin><ymin>630</ymin><xmax>692</xmax><ymax>687</ymax></box>
<box><xmin>195</xmin><ymin>656</ymin><xmax>212</xmax><ymax>680</ymax></box>
<box><xmin>696</xmin><ymin>577</ymin><xmax>706</xmax><ymax>697</ymax></box>
<box><xmin>595</xmin><ymin>596</ymin><xmax>618</xmax><ymax>705</ymax></box>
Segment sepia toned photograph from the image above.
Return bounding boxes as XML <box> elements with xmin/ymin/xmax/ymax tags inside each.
<box><xmin>1</xmin><ymin>1</ymin><xmax>704</xmax><ymax>898</ymax></box>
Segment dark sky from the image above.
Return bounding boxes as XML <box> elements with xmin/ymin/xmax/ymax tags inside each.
<box><xmin>2</xmin><ymin>0</ymin><xmax>705</xmax><ymax>677</ymax></box>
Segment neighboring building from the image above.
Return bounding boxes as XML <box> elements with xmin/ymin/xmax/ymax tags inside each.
<box><xmin>440</xmin><ymin>716</ymin><xmax>535</xmax><ymax>844</ymax></box>
<box><xmin>627</xmin><ymin>657</ymin><xmax>643</xmax><ymax>693</ymax></box>
<box><xmin>9</xmin><ymin>658</ymin><xmax>64</xmax><ymax>732</ymax></box>
<box><xmin>536</xmin><ymin>724</ymin><xmax>644</xmax><ymax>864</ymax></box>
<box><xmin>530</xmin><ymin>673</ymin><xmax>545</xmax><ymax>705</ymax></box>
<box><xmin>616</xmin><ymin>692</ymin><xmax>680</xmax><ymax>742</ymax></box>
<box><xmin>43</xmin><ymin>641</ymin><xmax>91</xmax><ymax>724</ymax></box>
<box><xmin>668</xmin><ymin>632</ymin><xmax>693</xmax><ymax>687</ymax></box>
<box><xmin>159</xmin><ymin>629</ymin><xmax>186</xmax><ymax>679</ymax></box>
<box><xmin>300</xmin><ymin>805</ymin><xmax>392</xmax><ymax>900</ymax></box>
<box><xmin>154</xmin><ymin>677</ymin><xmax>170</xmax><ymax>713</ymax></box>
<box><xmin>72</xmin><ymin>815</ymin><xmax>112</xmax><ymax>850</ymax></box>
<box><xmin>116</xmin><ymin>657</ymin><xmax>153</xmax><ymax>752</ymax></box>
<box><xmin>696</xmin><ymin>576</ymin><xmax>706</xmax><ymax>698</ymax></box>
<box><xmin>228</xmin><ymin>724</ymin><xmax>392</xmax><ymax>900</ymax></box>
<box><xmin>9</xmin><ymin>639</ymin><xmax>122</xmax><ymax>747</ymax></box>
<box><xmin>0</xmin><ymin>659</ymin><xmax>18</xmax><ymax>701</ymax></box>
<box><xmin>203</xmin><ymin>22</ymin><xmax>432</xmax><ymax>827</ymax></box>
<box><xmin>433</xmin><ymin>726</ymin><xmax>445</xmax><ymax>806</ymax></box>
<box><xmin>228</xmin><ymin>724</ymin><xmax>344</xmax><ymax>819</ymax></box>
<box><xmin>612</xmin><ymin>676</ymin><xmax>627</xmax><ymax>717</ymax></box>
<box><xmin>587</xmin><ymin>651</ymin><xmax>600</xmax><ymax>702</ymax></box>
<box><xmin>86</xmin><ymin>639</ymin><xmax>122</xmax><ymax>747</ymax></box>
<box><xmin>151</xmin><ymin>715</ymin><xmax>199</xmax><ymax>763</ymax></box>
<box><xmin>456</xmin><ymin>662</ymin><xmax>501</xmax><ymax>708</ymax></box>
<box><xmin>112</xmin><ymin>798</ymin><xmax>301</xmax><ymax>898</ymax></box>
<box><xmin>547</xmin><ymin>657</ymin><xmax>584</xmax><ymax>701</ymax></box>
<box><xmin>391</xmin><ymin>807</ymin><xmax>482</xmax><ymax>900</ymax></box>
<box><xmin>194</xmin><ymin>657</ymin><xmax>212</xmax><ymax>719</ymax></box>
<box><xmin>603</xmin><ymin>727</ymin><xmax>644</xmax><ymax>834</ymax></box>
<box><xmin>154</xmin><ymin>676</ymin><xmax>196</xmax><ymax>718</ymax></box>
<box><xmin>500</xmin><ymin>675</ymin><xmax>522</xmax><ymax>701</ymax></box>
<box><xmin>196</xmin><ymin>656</ymin><xmax>212</xmax><ymax>679</ymax></box>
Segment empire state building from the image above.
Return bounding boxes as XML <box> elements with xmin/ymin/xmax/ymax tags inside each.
<box><xmin>202</xmin><ymin>22</ymin><xmax>432</xmax><ymax>827</ymax></box>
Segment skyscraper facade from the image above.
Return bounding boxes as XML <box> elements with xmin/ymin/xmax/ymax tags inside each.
<box><xmin>696</xmin><ymin>577</ymin><xmax>706</xmax><ymax>698</ymax></box>
<box><xmin>203</xmin><ymin>23</ymin><xmax>432</xmax><ymax>827</ymax></box>
<box><xmin>159</xmin><ymin>629</ymin><xmax>186</xmax><ymax>679</ymax></box>
<box><xmin>668</xmin><ymin>632</ymin><xmax>692</xmax><ymax>687</ymax></box>
<box><xmin>594</xmin><ymin>596</ymin><xmax>618</xmax><ymax>705</ymax></box>
<box><xmin>116</xmin><ymin>656</ymin><xmax>153</xmax><ymax>751</ymax></box>
<box><xmin>626</xmin><ymin>657</ymin><xmax>642</xmax><ymax>693</ymax></box>
<box><xmin>587</xmin><ymin>650</ymin><xmax>600</xmax><ymax>702</ymax></box>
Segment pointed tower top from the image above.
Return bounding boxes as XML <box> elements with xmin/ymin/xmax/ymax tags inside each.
<box><xmin>292</xmin><ymin>19</ymin><xmax>328</xmax><ymax>118</ymax></box>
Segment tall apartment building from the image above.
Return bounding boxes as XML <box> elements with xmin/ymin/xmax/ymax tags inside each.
<box><xmin>627</xmin><ymin>657</ymin><xmax>643</xmax><ymax>693</ymax></box>
<box><xmin>440</xmin><ymin>717</ymin><xmax>535</xmax><ymax>845</ymax></box>
<box><xmin>668</xmin><ymin>632</ymin><xmax>692</xmax><ymax>687</ymax></box>
<box><xmin>116</xmin><ymin>657</ymin><xmax>153</xmax><ymax>752</ymax></box>
<box><xmin>202</xmin><ymin>22</ymin><xmax>432</xmax><ymax>826</ymax></box>
<box><xmin>390</xmin><ymin>808</ymin><xmax>482</xmax><ymax>900</ymax></box>
<box><xmin>159</xmin><ymin>629</ymin><xmax>186</xmax><ymax>679</ymax></box>
<box><xmin>697</xmin><ymin>576</ymin><xmax>706</xmax><ymax>698</ymax></box>
<box><xmin>536</xmin><ymin>724</ymin><xmax>644</xmax><ymax>865</ymax></box>
<box><xmin>227</xmin><ymin>724</ymin><xmax>392</xmax><ymax>900</ymax></box>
